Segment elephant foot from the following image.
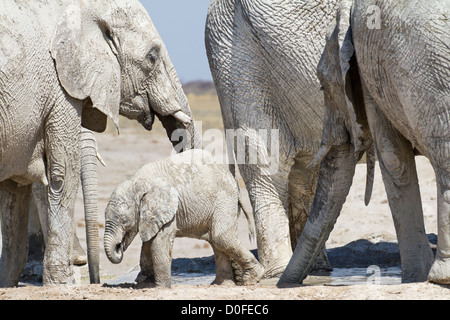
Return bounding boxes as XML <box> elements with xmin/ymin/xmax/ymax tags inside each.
<box><xmin>261</xmin><ymin>263</ymin><xmax>287</xmax><ymax>280</ymax></box>
<box><xmin>241</xmin><ymin>263</ymin><xmax>264</xmax><ymax>285</ymax></box>
<box><xmin>0</xmin><ymin>270</ymin><xmax>20</xmax><ymax>288</ymax></box>
<box><xmin>428</xmin><ymin>257</ymin><xmax>450</xmax><ymax>285</ymax></box>
<box><xmin>400</xmin><ymin>251</ymin><xmax>434</xmax><ymax>283</ymax></box>
<box><xmin>310</xmin><ymin>260</ymin><xmax>333</xmax><ymax>272</ymax></box>
<box><xmin>42</xmin><ymin>264</ymin><xmax>75</xmax><ymax>286</ymax></box>
<box><xmin>309</xmin><ymin>248</ymin><xmax>332</xmax><ymax>272</ymax></box>
<box><xmin>135</xmin><ymin>270</ymin><xmax>155</xmax><ymax>284</ymax></box>
<box><xmin>134</xmin><ymin>271</ymin><xmax>173</xmax><ymax>288</ymax></box>
<box><xmin>134</xmin><ymin>270</ymin><xmax>172</xmax><ymax>288</ymax></box>
<box><xmin>0</xmin><ymin>278</ymin><xmax>20</xmax><ymax>288</ymax></box>
<box><xmin>72</xmin><ymin>235</ymin><xmax>87</xmax><ymax>266</ymax></box>
<box><xmin>258</xmin><ymin>241</ymin><xmax>292</xmax><ymax>279</ymax></box>
<box><xmin>0</xmin><ymin>256</ymin><xmax>27</xmax><ymax>288</ymax></box>
<box><xmin>211</xmin><ymin>278</ymin><xmax>236</xmax><ymax>286</ymax></box>
<box><xmin>218</xmin><ymin>260</ymin><xmax>264</xmax><ymax>286</ymax></box>
<box><xmin>72</xmin><ymin>253</ymin><xmax>87</xmax><ymax>266</ymax></box>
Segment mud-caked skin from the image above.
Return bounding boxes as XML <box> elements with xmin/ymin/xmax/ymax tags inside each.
<box><xmin>104</xmin><ymin>150</ymin><xmax>264</xmax><ymax>288</ymax></box>
<box><xmin>205</xmin><ymin>0</ymin><xmax>340</xmax><ymax>278</ymax></box>
<box><xmin>280</xmin><ymin>0</ymin><xmax>450</xmax><ymax>286</ymax></box>
<box><xmin>0</xmin><ymin>0</ymin><xmax>198</xmax><ymax>287</ymax></box>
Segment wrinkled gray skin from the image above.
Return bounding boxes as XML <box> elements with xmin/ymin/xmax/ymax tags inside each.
<box><xmin>104</xmin><ymin>150</ymin><xmax>264</xmax><ymax>288</ymax></box>
<box><xmin>280</xmin><ymin>0</ymin><xmax>450</xmax><ymax>285</ymax></box>
<box><xmin>205</xmin><ymin>0</ymin><xmax>339</xmax><ymax>277</ymax></box>
<box><xmin>27</xmin><ymin>128</ymin><xmax>101</xmax><ymax>284</ymax></box>
<box><xmin>0</xmin><ymin>0</ymin><xmax>197</xmax><ymax>287</ymax></box>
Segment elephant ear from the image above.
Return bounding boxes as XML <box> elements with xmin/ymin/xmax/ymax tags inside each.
<box><xmin>138</xmin><ymin>185</ymin><xmax>179</xmax><ymax>242</ymax></box>
<box><xmin>317</xmin><ymin>0</ymin><xmax>367</xmax><ymax>153</ymax></box>
<box><xmin>50</xmin><ymin>3</ymin><xmax>120</xmax><ymax>132</ymax></box>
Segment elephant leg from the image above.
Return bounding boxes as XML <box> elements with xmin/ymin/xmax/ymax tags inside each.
<box><xmin>288</xmin><ymin>152</ymin><xmax>330</xmax><ymax>271</ymax></box>
<box><xmin>211</xmin><ymin>246</ymin><xmax>235</xmax><ymax>285</ymax></box>
<box><xmin>150</xmin><ymin>222</ymin><xmax>176</xmax><ymax>288</ymax></box>
<box><xmin>209</xmin><ymin>202</ymin><xmax>263</xmax><ymax>285</ymax></box>
<box><xmin>42</xmin><ymin>101</ymin><xmax>81</xmax><ymax>286</ymax></box>
<box><xmin>24</xmin><ymin>197</ymin><xmax>45</xmax><ymax>283</ymax></box>
<box><xmin>72</xmin><ymin>233</ymin><xmax>87</xmax><ymax>265</ymax></box>
<box><xmin>135</xmin><ymin>241</ymin><xmax>156</xmax><ymax>285</ymax></box>
<box><xmin>0</xmin><ymin>180</ymin><xmax>32</xmax><ymax>287</ymax></box>
<box><xmin>366</xmin><ymin>101</ymin><xmax>433</xmax><ymax>283</ymax></box>
<box><xmin>209</xmin><ymin>235</ymin><xmax>264</xmax><ymax>286</ymax></box>
<box><xmin>210</xmin><ymin>15</ymin><xmax>296</xmax><ymax>278</ymax></box>
<box><xmin>31</xmin><ymin>177</ymin><xmax>87</xmax><ymax>267</ymax></box>
<box><xmin>28</xmin><ymin>195</ymin><xmax>45</xmax><ymax>262</ymax></box>
<box><xmin>31</xmin><ymin>183</ymin><xmax>49</xmax><ymax>243</ymax></box>
<box><xmin>239</xmin><ymin>161</ymin><xmax>293</xmax><ymax>278</ymax></box>
<box><xmin>428</xmin><ymin>166</ymin><xmax>450</xmax><ymax>284</ymax></box>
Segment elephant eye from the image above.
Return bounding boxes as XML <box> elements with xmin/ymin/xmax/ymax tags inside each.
<box><xmin>147</xmin><ymin>46</ymin><xmax>160</xmax><ymax>66</ymax></box>
<box><xmin>105</xmin><ymin>29</ymin><xmax>113</xmax><ymax>43</ymax></box>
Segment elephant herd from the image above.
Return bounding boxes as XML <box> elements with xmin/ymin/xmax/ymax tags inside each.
<box><xmin>0</xmin><ymin>0</ymin><xmax>449</xmax><ymax>288</ymax></box>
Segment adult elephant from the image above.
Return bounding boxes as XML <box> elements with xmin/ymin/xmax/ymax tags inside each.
<box><xmin>0</xmin><ymin>0</ymin><xmax>197</xmax><ymax>287</ymax></box>
<box><xmin>279</xmin><ymin>0</ymin><xmax>450</xmax><ymax>285</ymax></box>
<box><xmin>205</xmin><ymin>0</ymin><xmax>339</xmax><ymax>277</ymax></box>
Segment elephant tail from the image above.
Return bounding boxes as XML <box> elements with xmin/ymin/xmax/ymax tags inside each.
<box><xmin>364</xmin><ymin>141</ymin><xmax>376</xmax><ymax>206</ymax></box>
<box><xmin>238</xmin><ymin>194</ymin><xmax>256</xmax><ymax>242</ymax></box>
<box><xmin>230</xmin><ymin>164</ymin><xmax>255</xmax><ymax>241</ymax></box>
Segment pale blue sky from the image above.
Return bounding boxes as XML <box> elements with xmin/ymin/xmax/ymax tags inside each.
<box><xmin>140</xmin><ymin>0</ymin><xmax>213</xmax><ymax>83</ymax></box>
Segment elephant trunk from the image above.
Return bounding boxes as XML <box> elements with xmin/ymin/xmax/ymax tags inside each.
<box><xmin>278</xmin><ymin>143</ymin><xmax>358</xmax><ymax>286</ymax></box>
<box><xmin>152</xmin><ymin>48</ymin><xmax>201</xmax><ymax>151</ymax></box>
<box><xmin>80</xmin><ymin>129</ymin><xmax>100</xmax><ymax>284</ymax></box>
<box><xmin>104</xmin><ymin>220</ymin><xmax>124</xmax><ymax>264</ymax></box>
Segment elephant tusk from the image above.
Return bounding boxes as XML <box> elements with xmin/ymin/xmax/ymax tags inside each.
<box><xmin>307</xmin><ymin>144</ymin><xmax>332</xmax><ymax>169</ymax></box>
<box><xmin>172</xmin><ymin>110</ymin><xmax>193</xmax><ymax>125</ymax></box>
<box><xmin>96</xmin><ymin>152</ymin><xmax>106</xmax><ymax>167</ymax></box>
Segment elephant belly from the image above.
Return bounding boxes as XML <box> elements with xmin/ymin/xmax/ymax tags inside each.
<box><xmin>353</xmin><ymin>1</ymin><xmax>450</xmax><ymax>156</ymax></box>
<box><xmin>0</xmin><ymin>146</ymin><xmax>47</xmax><ymax>187</ymax></box>
<box><xmin>360</xmin><ymin>49</ymin><xmax>450</xmax><ymax>156</ymax></box>
<box><xmin>175</xmin><ymin>197</ymin><xmax>213</xmax><ymax>238</ymax></box>
<box><xmin>0</xmin><ymin>112</ymin><xmax>47</xmax><ymax>185</ymax></box>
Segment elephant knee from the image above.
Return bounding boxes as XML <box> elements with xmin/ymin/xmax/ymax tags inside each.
<box><xmin>380</xmin><ymin>152</ymin><xmax>404</xmax><ymax>179</ymax></box>
<box><xmin>441</xmin><ymin>189</ymin><xmax>450</xmax><ymax>205</ymax></box>
<box><xmin>49</xmin><ymin>174</ymin><xmax>65</xmax><ymax>193</ymax></box>
<box><xmin>378</xmin><ymin>139</ymin><xmax>409</xmax><ymax>186</ymax></box>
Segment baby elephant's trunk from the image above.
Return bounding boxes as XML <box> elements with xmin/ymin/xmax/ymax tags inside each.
<box><xmin>104</xmin><ymin>220</ymin><xmax>124</xmax><ymax>264</ymax></box>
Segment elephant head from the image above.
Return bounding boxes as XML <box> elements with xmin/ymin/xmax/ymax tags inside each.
<box><xmin>278</xmin><ymin>1</ymin><xmax>375</xmax><ymax>285</ymax></box>
<box><xmin>103</xmin><ymin>181</ymin><xmax>139</xmax><ymax>264</ymax></box>
<box><xmin>104</xmin><ymin>177</ymin><xmax>179</xmax><ymax>264</ymax></box>
<box><xmin>50</xmin><ymin>0</ymin><xmax>198</xmax><ymax>148</ymax></box>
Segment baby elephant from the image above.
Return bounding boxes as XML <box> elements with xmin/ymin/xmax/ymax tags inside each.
<box><xmin>104</xmin><ymin>149</ymin><xmax>264</xmax><ymax>287</ymax></box>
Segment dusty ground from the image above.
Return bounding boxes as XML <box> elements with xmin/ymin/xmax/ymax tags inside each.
<box><xmin>1</xmin><ymin>108</ymin><xmax>450</xmax><ymax>300</ymax></box>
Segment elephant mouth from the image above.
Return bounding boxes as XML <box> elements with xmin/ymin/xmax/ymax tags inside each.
<box><xmin>105</xmin><ymin>239</ymin><xmax>124</xmax><ymax>264</ymax></box>
<box><xmin>113</xmin><ymin>243</ymin><xmax>124</xmax><ymax>264</ymax></box>
<box><xmin>104</xmin><ymin>220</ymin><xmax>127</xmax><ymax>264</ymax></box>
<box><xmin>107</xmin><ymin>232</ymin><xmax>133</xmax><ymax>265</ymax></box>
<box><xmin>137</xmin><ymin>92</ymin><xmax>155</xmax><ymax>131</ymax></box>
<box><xmin>138</xmin><ymin>109</ymin><xmax>155</xmax><ymax>131</ymax></box>
<box><xmin>144</xmin><ymin>92</ymin><xmax>192</xmax><ymax>130</ymax></box>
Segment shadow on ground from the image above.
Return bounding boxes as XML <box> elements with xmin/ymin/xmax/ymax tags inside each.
<box><xmin>20</xmin><ymin>233</ymin><xmax>437</xmax><ymax>286</ymax></box>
